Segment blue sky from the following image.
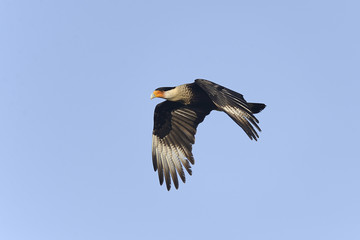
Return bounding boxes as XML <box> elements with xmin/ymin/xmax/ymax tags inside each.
<box><xmin>1</xmin><ymin>1</ymin><xmax>359</xmax><ymax>239</ymax></box>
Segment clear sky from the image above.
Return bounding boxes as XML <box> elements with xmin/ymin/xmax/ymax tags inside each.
<box><xmin>1</xmin><ymin>1</ymin><xmax>359</xmax><ymax>239</ymax></box>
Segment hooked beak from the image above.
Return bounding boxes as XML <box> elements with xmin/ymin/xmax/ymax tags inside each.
<box><xmin>150</xmin><ymin>90</ymin><xmax>164</xmax><ymax>99</ymax></box>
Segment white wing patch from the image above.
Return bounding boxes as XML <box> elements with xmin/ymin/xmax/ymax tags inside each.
<box><xmin>222</xmin><ymin>105</ymin><xmax>261</xmax><ymax>140</ymax></box>
<box><xmin>152</xmin><ymin>134</ymin><xmax>193</xmax><ymax>189</ymax></box>
<box><xmin>195</xmin><ymin>79</ymin><xmax>262</xmax><ymax>141</ymax></box>
<box><xmin>151</xmin><ymin>105</ymin><xmax>207</xmax><ymax>190</ymax></box>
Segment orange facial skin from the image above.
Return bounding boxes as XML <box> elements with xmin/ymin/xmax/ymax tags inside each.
<box><xmin>151</xmin><ymin>90</ymin><xmax>165</xmax><ymax>99</ymax></box>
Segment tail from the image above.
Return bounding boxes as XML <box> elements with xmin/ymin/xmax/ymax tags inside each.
<box><xmin>248</xmin><ymin>103</ymin><xmax>266</xmax><ymax>114</ymax></box>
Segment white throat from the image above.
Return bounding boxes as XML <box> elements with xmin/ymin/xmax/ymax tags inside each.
<box><xmin>164</xmin><ymin>87</ymin><xmax>182</xmax><ymax>102</ymax></box>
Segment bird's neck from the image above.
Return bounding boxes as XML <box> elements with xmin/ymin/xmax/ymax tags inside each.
<box><xmin>164</xmin><ymin>85</ymin><xmax>190</xmax><ymax>103</ymax></box>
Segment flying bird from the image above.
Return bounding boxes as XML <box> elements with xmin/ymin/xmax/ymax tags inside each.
<box><xmin>151</xmin><ymin>79</ymin><xmax>266</xmax><ymax>190</ymax></box>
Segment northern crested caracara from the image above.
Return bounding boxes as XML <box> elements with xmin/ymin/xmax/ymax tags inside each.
<box><xmin>151</xmin><ymin>79</ymin><xmax>266</xmax><ymax>190</ymax></box>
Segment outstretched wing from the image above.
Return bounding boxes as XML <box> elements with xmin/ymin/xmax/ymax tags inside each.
<box><xmin>152</xmin><ymin>101</ymin><xmax>212</xmax><ymax>190</ymax></box>
<box><xmin>195</xmin><ymin>79</ymin><xmax>264</xmax><ymax>141</ymax></box>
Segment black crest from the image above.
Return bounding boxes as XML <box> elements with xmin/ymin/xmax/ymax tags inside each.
<box><xmin>155</xmin><ymin>87</ymin><xmax>175</xmax><ymax>91</ymax></box>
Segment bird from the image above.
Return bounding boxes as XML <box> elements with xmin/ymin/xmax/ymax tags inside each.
<box><xmin>150</xmin><ymin>79</ymin><xmax>266</xmax><ymax>190</ymax></box>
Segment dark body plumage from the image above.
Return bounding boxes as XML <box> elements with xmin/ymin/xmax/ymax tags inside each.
<box><xmin>151</xmin><ymin>79</ymin><xmax>266</xmax><ymax>190</ymax></box>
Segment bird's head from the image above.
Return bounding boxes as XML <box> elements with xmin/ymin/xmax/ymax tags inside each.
<box><xmin>150</xmin><ymin>87</ymin><xmax>175</xmax><ymax>100</ymax></box>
